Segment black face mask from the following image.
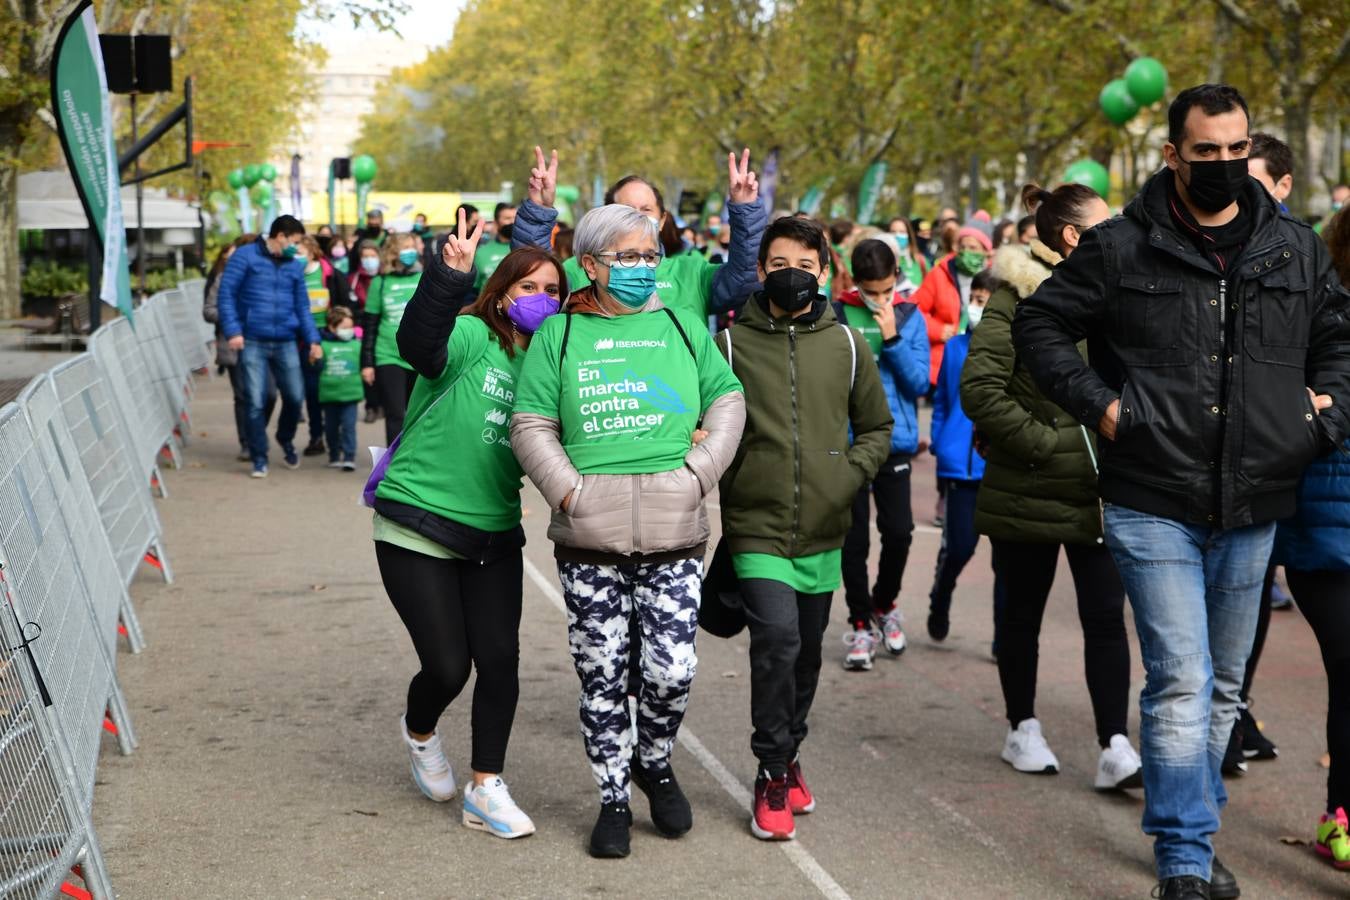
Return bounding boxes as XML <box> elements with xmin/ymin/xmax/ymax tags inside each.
<box><xmin>498</xmin><ymin>223</ymin><xmax>514</xmax><ymax>242</ymax></box>
<box><xmin>316</xmin><ymin>235</ymin><xmax>333</xmax><ymax>255</ymax></box>
<box><xmin>763</xmin><ymin>267</ymin><xmax>820</xmax><ymax>313</ymax></box>
<box><xmin>1179</xmin><ymin>156</ymin><xmax>1249</xmax><ymax>213</ymax></box>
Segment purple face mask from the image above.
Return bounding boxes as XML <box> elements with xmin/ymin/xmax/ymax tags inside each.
<box><xmin>505</xmin><ymin>291</ymin><xmax>560</xmax><ymax>335</ymax></box>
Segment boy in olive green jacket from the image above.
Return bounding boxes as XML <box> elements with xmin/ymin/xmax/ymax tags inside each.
<box><xmin>717</xmin><ymin>217</ymin><xmax>892</xmax><ymax>842</ymax></box>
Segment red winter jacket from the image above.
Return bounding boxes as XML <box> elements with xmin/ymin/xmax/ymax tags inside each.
<box><xmin>910</xmin><ymin>256</ymin><xmax>962</xmax><ymax>385</ymax></box>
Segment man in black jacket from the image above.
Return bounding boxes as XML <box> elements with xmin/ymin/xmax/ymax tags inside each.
<box><xmin>1014</xmin><ymin>84</ymin><xmax>1350</xmax><ymax>900</ymax></box>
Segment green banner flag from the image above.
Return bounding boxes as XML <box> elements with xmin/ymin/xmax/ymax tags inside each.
<box><xmin>799</xmin><ymin>185</ymin><xmax>825</xmax><ymax>217</ymax></box>
<box><xmin>856</xmin><ymin>162</ymin><xmax>887</xmax><ymax>225</ymax></box>
<box><xmin>51</xmin><ymin>0</ymin><xmax>132</xmax><ymax>320</ymax></box>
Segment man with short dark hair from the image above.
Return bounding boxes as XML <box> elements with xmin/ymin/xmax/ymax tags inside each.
<box><xmin>1014</xmin><ymin>84</ymin><xmax>1350</xmax><ymax>899</ymax></box>
<box><xmin>1248</xmin><ymin>132</ymin><xmax>1294</xmax><ymax>213</ymax></box>
<box><xmin>219</xmin><ymin>215</ymin><xmax>324</xmax><ymax>477</ymax></box>
<box><xmin>357</xmin><ymin>208</ymin><xmax>389</xmax><ymax>246</ymax></box>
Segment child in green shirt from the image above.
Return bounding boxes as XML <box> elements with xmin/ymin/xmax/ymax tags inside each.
<box><xmin>318</xmin><ymin>305</ymin><xmax>364</xmax><ymax>470</ymax></box>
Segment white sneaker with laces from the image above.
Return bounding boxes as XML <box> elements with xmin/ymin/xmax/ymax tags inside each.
<box><xmin>842</xmin><ymin>627</ymin><xmax>877</xmax><ymax>671</ymax></box>
<box><xmin>462</xmin><ymin>776</ymin><xmax>536</xmax><ymax>839</ymax></box>
<box><xmin>879</xmin><ymin>608</ymin><xmax>908</xmax><ymax>655</ymax></box>
<box><xmin>1095</xmin><ymin>733</ymin><xmax>1143</xmax><ymax>791</ymax></box>
<box><xmin>1001</xmin><ymin>718</ymin><xmax>1060</xmax><ymax>774</ymax></box>
<box><xmin>400</xmin><ymin>716</ymin><xmax>455</xmax><ymax>801</ymax></box>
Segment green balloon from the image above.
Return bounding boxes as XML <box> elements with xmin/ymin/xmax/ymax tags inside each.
<box><xmin>1125</xmin><ymin>57</ymin><xmax>1168</xmax><ymax>106</ymax></box>
<box><xmin>556</xmin><ymin>184</ymin><xmax>580</xmax><ymax>203</ymax></box>
<box><xmin>251</xmin><ymin>181</ymin><xmax>274</xmax><ymax>203</ymax></box>
<box><xmin>242</xmin><ymin>164</ymin><xmax>263</xmax><ymax>187</ymax></box>
<box><xmin>226</xmin><ymin>168</ymin><xmax>245</xmax><ymax>190</ymax></box>
<box><xmin>1099</xmin><ymin>79</ymin><xmax>1139</xmax><ymax>126</ymax></box>
<box><xmin>260</xmin><ymin>163</ymin><xmax>277</xmax><ymax>183</ymax></box>
<box><xmin>1064</xmin><ymin>160</ymin><xmax>1111</xmax><ymax>199</ymax></box>
<box><xmin>351</xmin><ymin>154</ymin><xmax>377</xmax><ymax>184</ymax></box>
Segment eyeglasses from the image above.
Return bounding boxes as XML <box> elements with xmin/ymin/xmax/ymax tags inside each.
<box><xmin>594</xmin><ymin>250</ymin><xmax>663</xmax><ymax>269</ymax></box>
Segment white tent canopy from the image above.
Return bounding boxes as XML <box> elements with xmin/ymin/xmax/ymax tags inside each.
<box><xmin>18</xmin><ymin>170</ymin><xmax>201</xmax><ymax>231</ymax></box>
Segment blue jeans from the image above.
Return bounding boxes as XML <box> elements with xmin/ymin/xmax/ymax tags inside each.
<box><xmin>240</xmin><ymin>339</ymin><xmax>305</xmax><ymax>467</ymax></box>
<box><xmin>1103</xmin><ymin>504</ymin><xmax>1275</xmax><ymax>882</ymax></box>
<box><xmin>322</xmin><ymin>402</ymin><xmax>357</xmax><ymax>462</ymax></box>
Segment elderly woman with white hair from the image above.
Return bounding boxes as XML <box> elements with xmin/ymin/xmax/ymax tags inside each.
<box><xmin>512</xmin><ymin>204</ymin><xmax>746</xmax><ymax>859</ymax></box>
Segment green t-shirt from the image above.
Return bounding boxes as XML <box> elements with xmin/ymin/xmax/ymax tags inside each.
<box><xmin>318</xmin><ymin>337</ymin><xmax>364</xmax><ymax>403</ymax></box>
<box><xmin>732</xmin><ymin>549</ymin><xmax>842</xmax><ymax>594</ymax></box>
<box><xmin>898</xmin><ymin>254</ymin><xmax>925</xmax><ymax>289</ymax></box>
<box><xmin>473</xmin><ymin>240</ymin><xmax>512</xmax><ymax>292</ymax></box>
<box><xmin>838</xmin><ymin>303</ymin><xmax>884</xmax><ymax>359</ymax></box>
<box><xmin>366</xmin><ymin>272</ymin><xmax>420</xmax><ymax>370</ymax></box>
<box><xmin>559</xmin><ymin>255</ymin><xmax>720</xmax><ymax>320</ymax></box>
<box><xmin>375</xmin><ymin>316</ymin><xmax>526</xmax><ymax>532</ymax></box>
<box><xmin>513</xmin><ymin>307</ymin><xmax>741</xmax><ymax>475</ymax></box>
<box><xmin>304</xmin><ymin>265</ymin><xmax>331</xmax><ymax>330</ymax></box>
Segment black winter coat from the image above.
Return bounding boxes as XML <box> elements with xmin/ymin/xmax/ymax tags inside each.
<box><xmin>1013</xmin><ymin>169</ymin><xmax>1350</xmax><ymax>528</ymax></box>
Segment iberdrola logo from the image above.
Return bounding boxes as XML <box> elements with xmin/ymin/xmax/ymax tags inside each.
<box><xmin>593</xmin><ymin>338</ymin><xmax>615</xmax><ymax>351</ymax></box>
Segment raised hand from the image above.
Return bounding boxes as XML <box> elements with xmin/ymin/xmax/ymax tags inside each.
<box><xmin>727</xmin><ymin>148</ymin><xmax>759</xmax><ymax>204</ymax></box>
<box><xmin>528</xmin><ymin>146</ymin><xmax>559</xmax><ymax>207</ymax></box>
<box><xmin>441</xmin><ymin>206</ymin><xmax>485</xmax><ymax>273</ymax></box>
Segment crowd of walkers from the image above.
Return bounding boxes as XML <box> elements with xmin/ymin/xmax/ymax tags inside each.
<box><xmin>204</xmin><ymin>84</ymin><xmax>1350</xmax><ymax>898</ymax></box>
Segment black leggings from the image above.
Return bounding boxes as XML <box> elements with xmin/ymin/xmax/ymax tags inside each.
<box><xmin>375</xmin><ymin>541</ymin><xmax>522</xmax><ymax>774</ymax></box>
<box><xmin>376</xmin><ymin>365</ymin><xmax>417</xmax><ymax>445</ymax></box>
<box><xmin>1285</xmin><ymin>568</ymin><xmax>1350</xmax><ymax>813</ymax></box>
<box><xmin>990</xmin><ymin>538</ymin><xmax>1130</xmax><ymax>747</ymax></box>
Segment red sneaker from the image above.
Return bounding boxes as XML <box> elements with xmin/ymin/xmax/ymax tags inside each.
<box><xmin>751</xmin><ymin>772</ymin><xmax>796</xmax><ymax>840</ymax></box>
<box><xmin>787</xmin><ymin>756</ymin><xmax>815</xmax><ymax>814</ymax></box>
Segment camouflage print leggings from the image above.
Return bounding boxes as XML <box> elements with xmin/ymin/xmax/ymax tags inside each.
<box><xmin>558</xmin><ymin>558</ymin><xmax>703</xmax><ymax>804</ymax></box>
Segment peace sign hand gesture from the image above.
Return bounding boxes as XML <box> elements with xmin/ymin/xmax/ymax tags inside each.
<box><xmin>528</xmin><ymin>146</ymin><xmax>558</xmax><ymax>207</ymax></box>
<box><xmin>441</xmin><ymin>206</ymin><xmax>484</xmax><ymax>273</ymax></box>
<box><xmin>727</xmin><ymin>148</ymin><xmax>759</xmax><ymax>204</ymax></box>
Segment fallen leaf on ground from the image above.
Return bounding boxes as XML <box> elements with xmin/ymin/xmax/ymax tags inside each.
<box><xmin>1279</xmin><ymin>836</ymin><xmax>1312</xmax><ymax>846</ymax></box>
<box><xmin>311</xmin><ymin>584</ymin><xmax>327</xmax><ymax>592</ymax></box>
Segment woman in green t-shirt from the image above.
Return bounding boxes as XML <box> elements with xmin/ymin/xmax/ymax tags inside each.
<box><xmin>512</xmin><ymin>203</ymin><xmax>746</xmax><ymax>860</ymax></box>
<box><xmin>360</xmin><ymin>232</ymin><xmax>424</xmax><ymax>444</ymax></box>
<box><xmin>373</xmin><ymin>212</ymin><xmax>567</xmax><ymax>841</ymax></box>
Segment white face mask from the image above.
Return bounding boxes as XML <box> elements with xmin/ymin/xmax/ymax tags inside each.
<box><xmin>335</xmin><ymin>326</ymin><xmax>355</xmax><ymax>341</ymax></box>
<box><xmin>967</xmin><ymin>305</ymin><xmax>985</xmax><ymax>327</ymax></box>
<box><xmin>360</xmin><ymin>257</ymin><xmax>380</xmax><ymax>275</ymax></box>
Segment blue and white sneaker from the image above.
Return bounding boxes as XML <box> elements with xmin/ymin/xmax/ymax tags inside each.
<box><xmin>281</xmin><ymin>443</ymin><xmax>300</xmax><ymax>469</ymax></box>
<box><xmin>400</xmin><ymin>717</ymin><xmax>455</xmax><ymax>802</ymax></box>
<box><xmin>462</xmin><ymin>776</ymin><xmax>536</xmax><ymax>839</ymax></box>
<box><xmin>250</xmin><ymin>464</ymin><xmax>268</xmax><ymax>479</ymax></box>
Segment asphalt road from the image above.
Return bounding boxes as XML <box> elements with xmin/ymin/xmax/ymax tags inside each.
<box><xmin>92</xmin><ymin>373</ymin><xmax>1347</xmax><ymax>899</ymax></box>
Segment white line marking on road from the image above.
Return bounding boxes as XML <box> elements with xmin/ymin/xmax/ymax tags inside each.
<box><xmin>522</xmin><ymin>557</ymin><xmax>853</xmax><ymax>900</ymax></box>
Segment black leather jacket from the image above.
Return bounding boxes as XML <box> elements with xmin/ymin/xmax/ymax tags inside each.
<box><xmin>1013</xmin><ymin>169</ymin><xmax>1350</xmax><ymax>528</ymax></box>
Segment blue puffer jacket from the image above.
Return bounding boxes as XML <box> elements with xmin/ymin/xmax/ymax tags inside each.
<box><xmin>218</xmin><ymin>238</ymin><xmax>321</xmax><ymax>344</ymax></box>
<box><xmin>1273</xmin><ymin>442</ymin><xmax>1350</xmax><ymax>572</ymax></box>
<box><xmin>877</xmin><ymin>303</ymin><xmax>932</xmax><ymax>456</ymax></box>
<box><xmin>931</xmin><ymin>331</ymin><xmax>984</xmax><ymax>481</ymax></box>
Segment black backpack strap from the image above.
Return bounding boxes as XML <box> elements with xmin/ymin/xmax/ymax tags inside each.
<box><xmin>661</xmin><ymin>307</ymin><xmax>696</xmax><ymax>358</ymax></box>
<box><xmin>558</xmin><ymin>310</ymin><xmax>573</xmax><ymax>374</ymax></box>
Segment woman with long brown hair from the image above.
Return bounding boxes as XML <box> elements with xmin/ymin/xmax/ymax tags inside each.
<box><xmin>371</xmin><ymin>211</ymin><xmax>568</xmax><ymax>840</ymax></box>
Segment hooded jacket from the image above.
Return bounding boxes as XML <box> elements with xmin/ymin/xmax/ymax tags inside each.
<box><xmin>961</xmin><ymin>241</ymin><xmax>1101</xmax><ymax>543</ymax></box>
<box><xmin>717</xmin><ymin>293</ymin><xmax>893</xmax><ymax>557</ymax></box>
<box><xmin>1014</xmin><ymin>169</ymin><xmax>1350</xmax><ymax>528</ymax></box>
<box><xmin>835</xmin><ymin>290</ymin><xmax>931</xmax><ymax>456</ymax></box>
<box><xmin>217</xmin><ymin>237</ymin><xmax>321</xmax><ymax>345</ymax></box>
<box><xmin>910</xmin><ymin>255</ymin><xmax>965</xmax><ymax>384</ymax></box>
<box><xmin>1273</xmin><ymin>443</ymin><xmax>1350</xmax><ymax>571</ymax></box>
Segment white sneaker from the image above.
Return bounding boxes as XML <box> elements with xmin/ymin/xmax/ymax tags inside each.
<box><xmin>462</xmin><ymin>776</ymin><xmax>536</xmax><ymax>839</ymax></box>
<box><xmin>1001</xmin><ymin>718</ymin><xmax>1060</xmax><ymax>774</ymax></box>
<box><xmin>1095</xmin><ymin>734</ymin><xmax>1143</xmax><ymax>791</ymax></box>
<box><xmin>327</xmin><ymin>460</ymin><xmax>343</xmax><ymax>469</ymax></box>
<box><xmin>878</xmin><ymin>608</ymin><xmax>908</xmax><ymax>655</ymax></box>
<box><xmin>400</xmin><ymin>716</ymin><xmax>455</xmax><ymax>801</ymax></box>
<box><xmin>842</xmin><ymin>627</ymin><xmax>877</xmax><ymax>671</ymax></box>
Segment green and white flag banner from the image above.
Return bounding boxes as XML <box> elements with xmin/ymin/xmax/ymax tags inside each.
<box><xmin>51</xmin><ymin>0</ymin><xmax>132</xmax><ymax>318</ymax></box>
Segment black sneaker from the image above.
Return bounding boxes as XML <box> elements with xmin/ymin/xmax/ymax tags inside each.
<box><xmin>1152</xmin><ymin>876</ymin><xmax>1210</xmax><ymax>899</ymax></box>
<box><xmin>588</xmin><ymin>802</ymin><xmax>632</xmax><ymax>858</ymax></box>
<box><xmin>1220</xmin><ymin>724</ymin><xmax>1247</xmax><ymax>776</ymax></box>
<box><xmin>632</xmin><ymin>759</ymin><xmax>692</xmax><ymax>837</ymax></box>
<box><xmin>1210</xmin><ymin>857</ymin><xmax>1239</xmax><ymax>900</ymax></box>
<box><xmin>279</xmin><ymin>440</ymin><xmax>300</xmax><ymax>470</ymax></box>
<box><xmin>927</xmin><ymin>610</ymin><xmax>950</xmax><ymax>642</ymax></box>
<box><xmin>363</xmin><ymin>407</ymin><xmax>379</xmax><ymax>424</ymax></box>
<box><xmin>1237</xmin><ymin>707</ymin><xmax>1278</xmax><ymax>760</ymax></box>
<box><xmin>303</xmin><ymin>439</ymin><xmax>326</xmax><ymax>457</ymax></box>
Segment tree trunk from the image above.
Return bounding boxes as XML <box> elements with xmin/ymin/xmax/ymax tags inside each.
<box><xmin>940</xmin><ymin>154</ymin><xmax>964</xmax><ymax>213</ymax></box>
<box><xmin>1283</xmin><ymin>95</ymin><xmax>1313</xmax><ymax>218</ymax></box>
<box><xmin>0</xmin><ymin>159</ymin><xmax>21</xmax><ymax>320</ymax></box>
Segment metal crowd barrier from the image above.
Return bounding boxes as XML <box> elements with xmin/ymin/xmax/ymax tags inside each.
<box><xmin>0</xmin><ymin>286</ymin><xmax>207</xmax><ymax>898</ymax></box>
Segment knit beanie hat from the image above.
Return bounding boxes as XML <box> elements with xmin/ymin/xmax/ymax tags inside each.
<box><xmin>958</xmin><ymin>215</ymin><xmax>994</xmax><ymax>252</ymax></box>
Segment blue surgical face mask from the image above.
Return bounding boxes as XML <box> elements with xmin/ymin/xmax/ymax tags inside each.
<box><xmin>603</xmin><ymin>264</ymin><xmax>657</xmax><ymax>309</ymax></box>
<box><xmin>360</xmin><ymin>256</ymin><xmax>380</xmax><ymax>275</ymax></box>
<box><xmin>895</xmin><ymin>233</ymin><xmax>910</xmax><ymax>250</ymax></box>
<box><xmin>397</xmin><ymin>249</ymin><xmax>418</xmax><ymax>267</ymax></box>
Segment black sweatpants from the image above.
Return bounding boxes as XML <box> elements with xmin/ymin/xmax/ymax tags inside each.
<box><xmin>990</xmin><ymin>538</ymin><xmax>1130</xmax><ymax>747</ymax></box>
<box><xmin>741</xmin><ymin>578</ymin><xmax>833</xmax><ymax>777</ymax></box>
<box><xmin>841</xmin><ymin>453</ymin><xmax>914</xmax><ymax>629</ymax></box>
<box><xmin>376</xmin><ymin>364</ymin><xmax>417</xmax><ymax>445</ymax></box>
<box><xmin>375</xmin><ymin>541</ymin><xmax>522</xmax><ymax>774</ymax></box>
<box><xmin>1286</xmin><ymin>568</ymin><xmax>1350</xmax><ymax>813</ymax></box>
<box><xmin>1240</xmin><ymin>561</ymin><xmax>1279</xmax><ymax>702</ymax></box>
